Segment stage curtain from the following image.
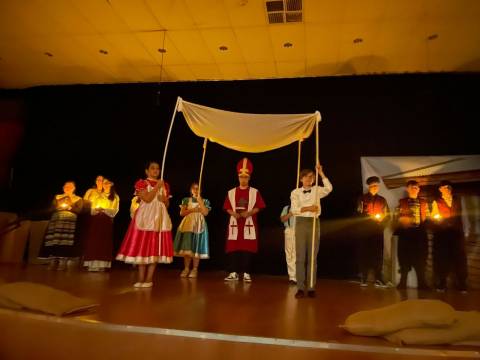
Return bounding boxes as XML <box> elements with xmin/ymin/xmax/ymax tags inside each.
<box><xmin>178</xmin><ymin>99</ymin><xmax>320</xmax><ymax>153</ymax></box>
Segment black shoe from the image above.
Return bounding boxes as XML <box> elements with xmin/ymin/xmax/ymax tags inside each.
<box><xmin>295</xmin><ymin>290</ymin><xmax>305</xmax><ymax>299</ymax></box>
<box><xmin>288</xmin><ymin>279</ymin><xmax>297</xmax><ymax>285</ymax></box>
<box><xmin>417</xmin><ymin>281</ymin><xmax>430</xmax><ymax>291</ymax></box>
<box><xmin>397</xmin><ymin>275</ymin><xmax>407</xmax><ymax>289</ymax></box>
<box><xmin>307</xmin><ymin>290</ymin><xmax>316</xmax><ymax>298</ymax></box>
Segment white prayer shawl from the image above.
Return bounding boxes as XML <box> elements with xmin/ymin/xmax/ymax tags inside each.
<box><xmin>227</xmin><ymin>187</ymin><xmax>258</xmax><ymax>240</ymax></box>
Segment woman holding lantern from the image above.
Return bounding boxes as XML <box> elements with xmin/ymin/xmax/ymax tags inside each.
<box><xmin>40</xmin><ymin>181</ymin><xmax>83</xmax><ymax>270</ymax></box>
<box><xmin>82</xmin><ymin>178</ymin><xmax>119</xmax><ymax>271</ymax></box>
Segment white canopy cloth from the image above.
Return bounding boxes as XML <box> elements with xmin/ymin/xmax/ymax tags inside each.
<box><xmin>177</xmin><ymin>97</ymin><xmax>320</xmax><ymax>153</ymax></box>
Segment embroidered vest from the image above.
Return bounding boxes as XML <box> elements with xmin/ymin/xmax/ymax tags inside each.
<box><xmin>399</xmin><ymin>197</ymin><xmax>428</xmax><ymax>224</ymax></box>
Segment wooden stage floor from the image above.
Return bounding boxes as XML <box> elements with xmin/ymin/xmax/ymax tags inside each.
<box><xmin>0</xmin><ymin>264</ymin><xmax>479</xmax><ymax>359</ymax></box>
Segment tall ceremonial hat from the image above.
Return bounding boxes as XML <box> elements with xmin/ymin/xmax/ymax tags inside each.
<box><xmin>237</xmin><ymin>157</ymin><xmax>253</xmax><ymax>177</ymax></box>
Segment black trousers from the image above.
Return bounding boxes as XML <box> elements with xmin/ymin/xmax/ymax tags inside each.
<box><xmin>433</xmin><ymin>226</ymin><xmax>468</xmax><ymax>289</ymax></box>
<box><xmin>358</xmin><ymin>221</ymin><xmax>384</xmax><ymax>281</ymax></box>
<box><xmin>227</xmin><ymin>251</ymin><xmax>253</xmax><ymax>274</ymax></box>
<box><xmin>397</xmin><ymin>227</ymin><xmax>428</xmax><ymax>286</ymax></box>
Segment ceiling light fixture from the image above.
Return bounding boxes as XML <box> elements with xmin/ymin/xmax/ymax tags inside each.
<box><xmin>427</xmin><ymin>34</ymin><xmax>438</xmax><ymax>40</ymax></box>
<box><xmin>353</xmin><ymin>38</ymin><xmax>363</xmax><ymax>44</ymax></box>
<box><xmin>283</xmin><ymin>42</ymin><xmax>293</xmax><ymax>48</ymax></box>
<box><xmin>44</xmin><ymin>52</ymin><xmax>53</xmax><ymax>57</ymax></box>
<box><xmin>99</xmin><ymin>49</ymin><xmax>108</xmax><ymax>55</ymax></box>
<box><xmin>158</xmin><ymin>48</ymin><xmax>167</xmax><ymax>53</ymax></box>
<box><xmin>219</xmin><ymin>45</ymin><xmax>228</xmax><ymax>51</ymax></box>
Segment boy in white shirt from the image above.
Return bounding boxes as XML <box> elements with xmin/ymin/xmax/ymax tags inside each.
<box><xmin>290</xmin><ymin>164</ymin><xmax>332</xmax><ymax>298</ymax></box>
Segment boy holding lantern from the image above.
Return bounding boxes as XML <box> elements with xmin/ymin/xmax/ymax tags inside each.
<box><xmin>356</xmin><ymin>176</ymin><xmax>389</xmax><ymax>287</ymax></box>
<box><xmin>431</xmin><ymin>180</ymin><xmax>468</xmax><ymax>293</ymax></box>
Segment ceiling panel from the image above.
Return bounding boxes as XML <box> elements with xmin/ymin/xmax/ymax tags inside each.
<box><xmin>189</xmin><ymin>64</ymin><xmax>222</xmax><ymax>79</ymax></box>
<box><xmin>218</xmin><ymin>63</ymin><xmax>249</xmax><ymax>79</ymax></box>
<box><xmin>0</xmin><ymin>1</ymin><xmax>65</xmax><ymax>39</ymax></box>
<box><xmin>425</xmin><ymin>20</ymin><xmax>480</xmax><ymax>72</ymax></box>
<box><xmin>164</xmin><ymin>64</ymin><xmax>196</xmax><ymax>81</ymax></box>
<box><xmin>34</xmin><ymin>0</ymin><xmax>98</xmax><ymax>37</ymax></box>
<box><xmin>108</xmin><ymin>0</ymin><xmax>162</xmax><ymax>32</ymax></box>
<box><xmin>305</xmin><ymin>24</ymin><xmax>340</xmax><ymax>63</ymax></box>
<box><xmin>136</xmin><ymin>31</ymin><xmax>187</xmax><ymax>66</ymax></box>
<box><xmin>337</xmin><ymin>22</ymin><xmax>377</xmax><ymax>73</ymax></box>
<box><xmin>136</xmin><ymin>65</ymin><xmax>165</xmax><ymax>82</ymax></box>
<box><xmin>306</xmin><ymin>60</ymin><xmax>338</xmax><ymax>77</ymax></box>
<box><xmin>342</xmin><ymin>0</ymin><xmax>387</xmax><ymax>24</ymax></box>
<box><xmin>185</xmin><ymin>0</ymin><xmax>231</xmax><ymax>29</ymax></box>
<box><xmin>200</xmin><ymin>29</ymin><xmax>244</xmax><ymax>63</ymax></box>
<box><xmin>269</xmin><ymin>24</ymin><xmax>305</xmax><ymax>62</ymax></box>
<box><xmin>0</xmin><ymin>38</ymin><xmax>49</xmax><ymax>68</ymax></box>
<box><xmin>224</xmin><ymin>0</ymin><xmax>266</xmax><ymax>27</ymax></box>
<box><xmin>383</xmin><ymin>0</ymin><xmax>425</xmax><ymax>22</ymax></box>
<box><xmin>168</xmin><ymin>30</ymin><xmax>216</xmax><ymax>64</ymax></box>
<box><xmin>70</xmin><ymin>0</ymin><xmax>132</xmax><ymax>34</ymax></box>
<box><xmin>72</xmin><ymin>35</ymin><xmax>141</xmax><ymax>81</ymax></box>
<box><xmin>246</xmin><ymin>62</ymin><xmax>277</xmax><ymax>78</ymax></box>
<box><xmin>276</xmin><ymin>61</ymin><xmax>306</xmax><ymax>78</ymax></box>
<box><xmin>304</xmin><ymin>0</ymin><xmax>346</xmax><ymax>25</ymax></box>
<box><xmin>234</xmin><ymin>27</ymin><xmax>274</xmax><ymax>62</ymax></box>
<box><xmin>145</xmin><ymin>0</ymin><xmax>196</xmax><ymax>30</ymax></box>
<box><xmin>423</xmin><ymin>0</ymin><xmax>480</xmax><ymax>22</ymax></box>
<box><xmin>103</xmin><ymin>33</ymin><xmax>157</xmax><ymax>67</ymax></box>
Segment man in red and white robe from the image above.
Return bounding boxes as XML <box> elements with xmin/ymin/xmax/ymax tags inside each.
<box><xmin>223</xmin><ymin>158</ymin><xmax>265</xmax><ymax>282</ymax></box>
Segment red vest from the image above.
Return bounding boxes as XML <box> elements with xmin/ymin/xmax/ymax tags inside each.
<box><xmin>359</xmin><ymin>193</ymin><xmax>387</xmax><ymax>216</ymax></box>
<box><xmin>436</xmin><ymin>197</ymin><xmax>461</xmax><ymax>219</ymax></box>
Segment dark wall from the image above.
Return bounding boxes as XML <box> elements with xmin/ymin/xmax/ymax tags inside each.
<box><xmin>0</xmin><ymin>97</ymin><xmax>24</xmax><ymax>198</ymax></box>
<box><xmin>1</xmin><ymin>73</ymin><xmax>479</xmax><ymax>277</ymax></box>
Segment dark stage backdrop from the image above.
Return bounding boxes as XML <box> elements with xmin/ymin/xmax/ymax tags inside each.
<box><xmin>1</xmin><ymin>73</ymin><xmax>479</xmax><ymax>278</ymax></box>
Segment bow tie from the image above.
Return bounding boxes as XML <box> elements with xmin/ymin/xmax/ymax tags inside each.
<box><xmin>303</xmin><ymin>189</ymin><xmax>311</xmax><ymax>194</ymax></box>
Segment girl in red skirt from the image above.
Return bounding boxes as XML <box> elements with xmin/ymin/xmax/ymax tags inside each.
<box><xmin>116</xmin><ymin>161</ymin><xmax>173</xmax><ymax>288</ymax></box>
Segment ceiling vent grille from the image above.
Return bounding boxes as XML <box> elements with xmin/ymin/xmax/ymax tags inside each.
<box><xmin>266</xmin><ymin>0</ymin><xmax>302</xmax><ymax>24</ymax></box>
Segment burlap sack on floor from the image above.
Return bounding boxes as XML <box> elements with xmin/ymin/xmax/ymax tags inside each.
<box><xmin>0</xmin><ymin>282</ymin><xmax>98</xmax><ymax>316</ymax></box>
<box><xmin>385</xmin><ymin>311</ymin><xmax>480</xmax><ymax>345</ymax></box>
<box><xmin>341</xmin><ymin>299</ymin><xmax>457</xmax><ymax>336</ymax></box>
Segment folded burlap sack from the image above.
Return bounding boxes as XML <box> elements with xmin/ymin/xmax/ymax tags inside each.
<box><xmin>0</xmin><ymin>282</ymin><xmax>98</xmax><ymax>316</ymax></box>
<box><xmin>385</xmin><ymin>311</ymin><xmax>480</xmax><ymax>345</ymax></box>
<box><xmin>341</xmin><ymin>299</ymin><xmax>457</xmax><ymax>336</ymax></box>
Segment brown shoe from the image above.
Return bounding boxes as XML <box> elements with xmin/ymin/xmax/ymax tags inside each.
<box><xmin>307</xmin><ymin>290</ymin><xmax>316</xmax><ymax>298</ymax></box>
<box><xmin>295</xmin><ymin>290</ymin><xmax>305</xmax><ymax>299</ymax></box>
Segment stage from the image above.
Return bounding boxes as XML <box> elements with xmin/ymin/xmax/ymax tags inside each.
<box><xmin>0</xmin><ymin>264</ymin><xmax>479</xmax><ymax>359</ymax></box>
